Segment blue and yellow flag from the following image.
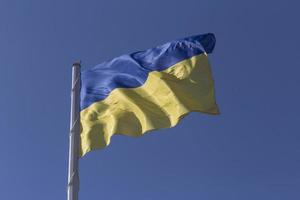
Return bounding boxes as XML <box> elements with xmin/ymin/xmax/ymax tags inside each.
<box><xmin>80</xmin><ymin>33</ymin><xmax>219</xmax><ymax>156</ymax></box>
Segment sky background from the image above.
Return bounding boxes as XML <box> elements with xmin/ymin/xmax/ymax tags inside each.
<box><xmin>0</xmin><ymin>0</ymin><xmax>300</xmax><ymax>199</ymax></box>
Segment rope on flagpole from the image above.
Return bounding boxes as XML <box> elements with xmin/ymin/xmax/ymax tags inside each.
<box><xmin>67</xmin><ymin>61</ymin><xmax>81</xmax><ymax>200</ymax></box>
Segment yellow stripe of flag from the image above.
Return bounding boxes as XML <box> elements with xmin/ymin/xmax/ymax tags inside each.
<box><xmin>80</xmin><ymin>53</ymin><xmax>219</xmax><ymax>156</ymax></box>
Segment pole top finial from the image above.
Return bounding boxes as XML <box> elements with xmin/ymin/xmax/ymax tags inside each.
<box><xmin>72</xmin><ymin>60</ymin><xmax>81</xmax><ymax>67</ymax></box>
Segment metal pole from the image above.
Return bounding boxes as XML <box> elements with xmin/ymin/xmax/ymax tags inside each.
<box><xmin>67</xmin><ymin>61</ymin><xmax>81</xmax><ymax>200</ymax></box>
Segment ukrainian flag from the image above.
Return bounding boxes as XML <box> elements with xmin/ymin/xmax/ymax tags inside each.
<box><xmin>80</xmin><ymin>33</ymin><xmax>219</xmax><ymax>156</ymax></box>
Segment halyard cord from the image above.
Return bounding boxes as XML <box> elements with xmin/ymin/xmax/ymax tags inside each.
<box><xmin>67</xmin><ymin>67</ymin><xmax>80</xmax><ymax>194</ymax></box>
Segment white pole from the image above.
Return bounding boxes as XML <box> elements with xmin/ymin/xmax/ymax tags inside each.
<box><xmin>67</xmin><ymin>61</ymin><xmax>81</xmax><ymax>200</ymax></box>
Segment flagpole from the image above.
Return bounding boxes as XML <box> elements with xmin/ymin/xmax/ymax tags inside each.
<box><xmin>67</xmin><ymin>61</ymin><xmax>81</xmax><ymax>200</ymax></box>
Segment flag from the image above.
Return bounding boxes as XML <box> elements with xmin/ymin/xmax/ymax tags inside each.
<box><xmin>79</xmin><ymin>33</ymin><xmax>219</xmax><ymax>156</ymax></box>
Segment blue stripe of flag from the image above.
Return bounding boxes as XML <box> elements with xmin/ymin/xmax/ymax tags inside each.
<box><xmin>80</xmin><ymin>33</ymin><xmax>216</xmax><ymax>110</ymax></box>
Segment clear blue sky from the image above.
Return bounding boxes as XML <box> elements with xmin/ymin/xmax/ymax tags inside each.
<box><xmin>0</xmin><ymin>0</ymin><xmax>299</xmax><ymax>199</ymax></box>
